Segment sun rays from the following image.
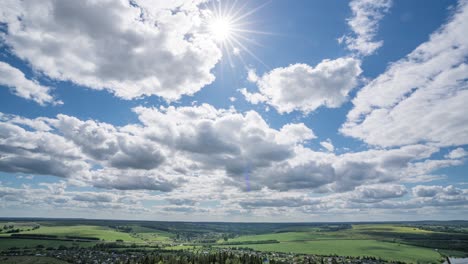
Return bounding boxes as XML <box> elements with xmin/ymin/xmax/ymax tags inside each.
<box><xmin>203</xmin><ymin>0</ymin><xmax>272</xmax><ymax>68</ymax></box>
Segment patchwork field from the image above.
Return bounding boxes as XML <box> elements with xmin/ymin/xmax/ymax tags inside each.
<box><xmin>0</xmin><ymin>223</ymin><xmax>173</xmax><ymax>244</ymax></box>
<box><xmin>0</xmin><ymin>220</ymin><xmax>467</xmax><ymax>263</ymax></box>
<box><xmin>219</xmin><ymin>239</ymin><xmax>442</xmax><ymax>263</ymax></box>
<box><xmin>215</xmin><ymin>223</ymin><xmax>468</xmax><ymax>263</ymax></box>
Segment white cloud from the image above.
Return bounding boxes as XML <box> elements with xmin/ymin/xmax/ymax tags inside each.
<box><xmin>341</xmin><ymin>0</ymin><xmax>392</xmax><ymax>56</ymax></box>
<box><xmin>320</xmin><ymin>139</ymin><xmax>335</xmax><ymax>152</ymax></box>
<box><xmin>0</xmin><ymin>0</ymin><xmax>221</xmax><ymax>101</ymax></box>
<box><xmin>0</xmin><ymin>106</ymin><xmax>316</xmax><ymax>192</ymax></box>
<box><xmin>349</xmin><ymin>184</ymin><xmax>407</xmax><ymax>203</ymax></box>
<box><xmin>132</xmin><ymin>104</ymin><xmax>301</xmax><ymax>176</ymax></box>
<box><xmin>412</xmin><ymin>185</ymin><xmax>465</xmax><ymax>198</ymax></box>
<box><xmin>445</xmin><ymin>148</ymin><xmax>467</xmax><ymax>159</ymax></box>
<box><xmin>0</xmin><ymin>112</ymin><xmax>178</xmax><ymax>191</ymax></box>
<box><xmin>243</xmin><ymin>58</ymin><xmax>362</xmax><ymax>114</ymax></box>
<box><xmin>342</xmin><ymin>0</ymin><xmax>468</xmax><ymax>148</ymax></box>
<box><xmin>277</xmin><ymin>123</ymin><xmax>316</xmax><ymax>144</ymax></box>
<box><xmin>0</xmin><ymin>104</ymin><xmax>465</xmax><ymax>220</ymax></box>
<box><xmin>0</xmin><ymin>62</ymin><xmax>60</xmax><ymax>105</ymax></box>
<box><xmin>238</xmin><ymin>88</ymin><xmax>267</xmax><ymax>104</ymax></box>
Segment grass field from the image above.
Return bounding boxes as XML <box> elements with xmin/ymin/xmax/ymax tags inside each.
<box><xmin>0</xmin><ymin>223</ymin><xmax>174</xmax><ymax>249</ymax></box>
<box><xmin>217</xmin><ymin>224</ymin><xmax>452</xmax><ymax>263</ymax></box>
<box><xmin>351</xmin><ymin>224</ymin><xmax>437</xmax><ymax>234</ymax></box>
<box><xmin>18</xmin><ymin>225</ymin><xmax>143</xmax><ymax>242</ymax></box>
<box><xmin>0</xmin><ymin>238</ymin><xmax>95</xmax><ymax>250</ymax></box>
<box><xmin>1</xmin><ymin>221</ymin><xmax>466</xmax><ymax>263</ymax></box>
<box><xmin>0</xmin><ymin>256</ymin><xmax>68</xmax><ymax>264</ymax></box>
<box><xmin>221</xmin><ymin>224</ymin><xmax>430</xmax><ymax>243</ymax></box>
<box><xmin>218</xmin><ymin>239</ymin><xmax>442</xmax><ymax>263</ymax></box>
<box><xmin>12</xmin><ymin>224</ymin><xmax>174</xmax><ymax>243</ymax></box>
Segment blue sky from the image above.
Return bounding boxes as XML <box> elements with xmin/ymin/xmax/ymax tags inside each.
<box><xmin>0</xmin><ymin>0</ymin><xmax>467</xmax><ymax>221</ymax></box>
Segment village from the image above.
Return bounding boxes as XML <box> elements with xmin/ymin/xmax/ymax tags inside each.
<box><xmin>1</xmin><ymin>244</ymin><xmax>406</xmax><ymax>264</ymax></box>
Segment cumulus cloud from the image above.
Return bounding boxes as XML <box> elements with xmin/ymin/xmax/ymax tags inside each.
<box><xmin>0</xmin><ymin>113</ymin><xmax>178</xmax><ymax>191</ymax></box>
<box><xmin>132</xmin><ymin>104</ymin><xmax>308</xmax><ymax>175</ymax></box>
<box><xmin>350</xmin><ymin>184</ymin><xmax>407</xmax><ymax>203</ymax></box>
<box><xmin>412</xmin><ymin>185</ymin><xmax>464</xmax><ymax>198</ymax></box>
<box><xmin>0</xmin><ymin>0</ymin><xmax>221</xmax><ymax>101</ymax></box>
<box><xmin>0</xmin><ymin>181</ymin><xmax>150</xmax><ymax>216</ymax></box>
<box><xmin>277</xmin><ymin>123</ymin><xmax>316</xmax><ymax>144</ymax></box>
<box><xmin>341</xmin><ymin>1</ymin><xmax>468</xmax><ymax>148</ymax></box>
<box><xmin>0</xmin><ymin>120</ymin><xmax>88</xmax><ymax>178</ymax></box>
<box><xmin>0</xmin><ymin>104</ymin><xmax>463</xmax><ymax>211</ymax></box>
<box><xmin>340</xmin><ymin>0</ymin><xmax>392</xmax><ymax>56</ymax></box>
<box><xmin>90</xmin><ymin>169</ymin><xmax>183</xmax><ymax>191</ymax></box>
<box><xmin>73</xmin><ymin>192</ymin><xmax>115</xmax><ymax>203</ymax></box>
<box><xmin>0</xmin><ymin>106</ymin><xmax>318</xmax><ymax>192</ymax></box>
<box><xmin>52</xmin><ymin>115</ymin><xmax>165</xmax><ymax>170</ymax></box>
<box><xmin>320</xmin><ymin>139</ymin><xmax>335</xmax><ymax>152</ymax></box>
<box><xmin>243</xmin><ymin>58</ymin><xmax>362</xmax><ymax>114</ymax></box>
<box><xmin>0</xmin><ymin>62</ymin><xmax>60</xmax><ymax>105</ymax></box>
<box><xmin>445</xmin><ymin>148</ymin><xmax>468</xmax><ymax>159</ymax></box>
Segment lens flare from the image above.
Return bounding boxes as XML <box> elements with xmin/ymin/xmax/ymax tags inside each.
<box><xmin>209</xmin><ymin>17</ymin><xmax>234</xmax><ymax>42</ymax></box>
<box><xmin>203</xmin><ymin>0</ymin><xmax>273</xmax><ymax>67</ymax></box>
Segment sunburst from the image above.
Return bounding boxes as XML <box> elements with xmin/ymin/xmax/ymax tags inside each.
<box><xmin>203</xmin><ymin>0</ymin><xmax>272</xmax><ymax>68</ymax></box>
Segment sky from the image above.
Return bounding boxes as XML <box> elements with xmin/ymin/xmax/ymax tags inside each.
<box><xmin>0</xmin><ymin>0</ymin><xmax>467</xmax><ymax>222</ymax></box>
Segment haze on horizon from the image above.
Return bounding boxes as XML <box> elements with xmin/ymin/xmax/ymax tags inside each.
<box><xmin>0</xmin><ymin>0</ymin><xmax>467</xmax><ymax>222</ymax></box>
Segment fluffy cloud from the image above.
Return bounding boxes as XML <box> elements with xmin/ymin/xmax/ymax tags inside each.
<box><xmin>342</xmin><ymin>0</ymin><xmax>468</xmax><ymax>148</ymax></box>
<box><xmin>132</xmin><ymin>105</ymin><xmax>436</xmax><ymax>194</ymax></box>
<box><xmin>445</xmin><ymin>148</ymin><xmax>467</xmax><ymax>159</ymax></box>
<box><xmin>132</xmin><ymin>104</ymin><xmax>308</xmax><ymax>177</ymax></box>
<box><xmin>0</xmin><ymin>113</ymin><xmax>178</xmax><ymax>191</ymax></box>
<box><xmin>412</xmin><ymin>185</ymin><xmax>464</xmax><ymax>198</ymax></box>
<box><xmin>0</xmin><ymin>181</ymin><xmax>150</xmax><ymax>216</ymax></box>
<box><xmin>242</xmin><ymin>58</ymin><xmax>362</xmax><ymax>114</ymax></box>
<box><xmin>2</xmin><ymin>105</ymin><xmax>459</xmax><ymax>196</ymax></box>
<box><xmin>340</xmin><ymin>0</ymin><xmax>392</xmax><ymax>56</ymax></box>
<box><xmin>0</xmin><ymin>0</ymin><xmax>221</xmax><ymax>101</ymax></box>
<box><xmin>52</xmin><ymin>115</ymin><xmax>165</xmax><ymax>170</ymax></box>
<box><xmin>0</xmin><ymin>119</ymin><xmax>88</xmax><ymax>178</ymax></box>
<box><xmin>277</xmin><ymin>123</ymin><xmax>316</xmax><ymax>144</ymax></box>
<box><xmin>320</xmin><ymin>139</ymin><xmax>335</xmax><ymax>152</ymax></box>
<box><xmin>350</xmin><ymin>184</ymin><xmax>407</xmax><ymax>203</ymax></box>
<box><xmin>0</xmin><ymin>106</ymin><xmax>318</xmax><ymax>192</ymax></box>
<box><xmin>238</xmin><ymin>88</ymin><xmax>267</xmax><ymax>105</ymax></box>
<box><xmin>0</xmin><ymin>62</ymin><xmax>60</xmax><ymax>105</ymax></box>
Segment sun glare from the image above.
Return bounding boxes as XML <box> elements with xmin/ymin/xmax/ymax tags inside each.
<box><xmin>203</xmin><ymin>0</ymin><xmax>272</xmax><ymax>67</ymax></box>
<box><xmin>209</xmin><ymin>17</ymin><xmax>234</xmax><ymax>42</ymax></box>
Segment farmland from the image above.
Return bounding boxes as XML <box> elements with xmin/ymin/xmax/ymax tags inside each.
<box><xmin>0</xmin><ymin>256</ymin><xmax>68</xmax><ymax>264</ymax></box>
<box><xmin>0</xmin><ymin>219</ymin><xmax>467</xmax><ymax>263</ymax></box>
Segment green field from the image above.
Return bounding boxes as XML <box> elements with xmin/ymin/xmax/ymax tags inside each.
<box><xmin>0</xmin><ymin>256</ymin><xmax>68</xmax><ymax>264</ymax></box>
<box><xmin>1</xmin><ymin>224</ymin><xmax>172</xmax><ymax>243</ymax></box>
<box><xmin>217</xmin><ymin>224</ymin><xmax>466</xmax><ymax>263</ymax></box>
<box><xmin>219</xmin><ymin>239</ymin><xmax>442</xmax><ymax>263</ymax></box>
<box><xmin>19</xmin><ymin>225</ymin><xmax>142</xmax><ymax>242</ymax></box>
<box><xmin>220</xmin><ymin>224</ymin><xmax>434</xmax><ymax>243</ymax></box>
<box><xmin>0</xmin><ymin>238</ymin><xmax>95</xmax><ymax>250</ymax></box>
<box><xmin>1</xmin><ymin>220</ymin><xmax>467</xmax><ymax>263</ymax></box>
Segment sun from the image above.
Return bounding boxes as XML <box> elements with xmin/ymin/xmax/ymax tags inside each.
<box><xmin>202</xmin><ymin>0</ymin><xmax>272</xmax><ymax>67</ymax></box>
<box><xmin>209</xmin><ymin>16</ymin><xmax>234</xmax><ymax>42</ymax></box>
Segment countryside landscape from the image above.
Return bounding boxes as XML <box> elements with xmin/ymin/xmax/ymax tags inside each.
<box><xmin>0</xmin><ymin>219</ymin><xmax>467</xmax><ymax>263</ymax></box>
<box><xmin>1</xmin><ymin>0</ymin><xmax>468</xmax><ymax>263</ymax></box>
